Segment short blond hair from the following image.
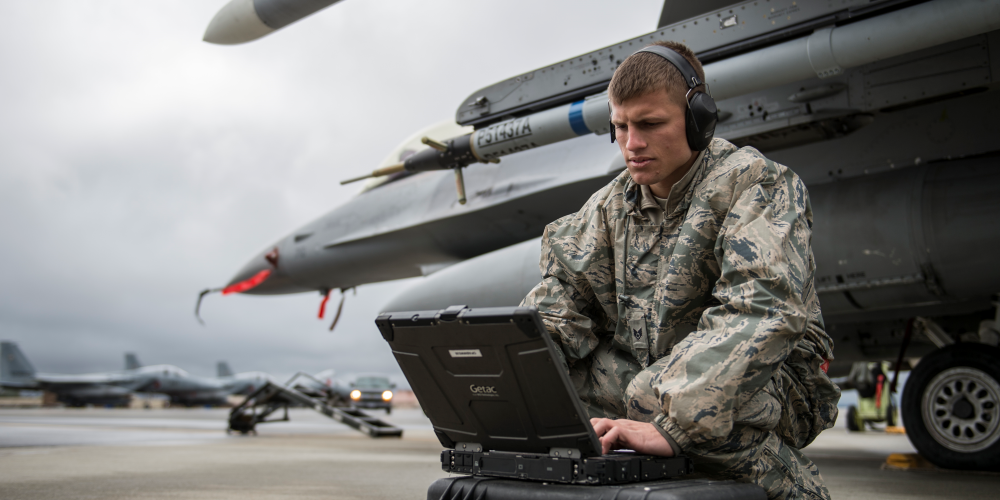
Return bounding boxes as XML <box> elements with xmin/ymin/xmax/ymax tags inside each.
<box><xmin>608</xmin><ymin>41</ymin><xmax>705</xmax><ymax>105</ymax></box>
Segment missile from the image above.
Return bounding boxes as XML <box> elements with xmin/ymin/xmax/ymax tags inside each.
<box><xmin>340</xmin><ymin>0</ymin><xmax>1000</xmax><ymax>197</ymax></box>
<box><xmin>339</xmin><ymin>94</ymin><xmax>611</xmax><ymax>202</ymax></box>
<box><xmin>204</xmin><ymin>0</ymin><xmax>343</xmax><ymax>45</ymax></box>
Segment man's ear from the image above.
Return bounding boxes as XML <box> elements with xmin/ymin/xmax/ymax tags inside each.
<box><xmin>608</xmin><ymin>102</ymin><xmax>616</xmax><ymax>144</ymax></box>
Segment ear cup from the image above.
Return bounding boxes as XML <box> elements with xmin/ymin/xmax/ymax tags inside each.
<box><xmin>684</xmin><ymin>91</ymin><xmax>718</xmax><ymax>151</ymax></box>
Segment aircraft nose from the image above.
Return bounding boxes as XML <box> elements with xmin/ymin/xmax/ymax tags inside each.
<box><xmin>196</xmin><ymin>240</ymin><xmax>316</xmax><ymax>324</ymax></box>
<box><xmin>226</xmin><ymin>246</ymin><xmax>310</xmax><ymax>295</ymax></box>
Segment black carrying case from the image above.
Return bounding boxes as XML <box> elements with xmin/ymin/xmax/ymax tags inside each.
<box><xmin>442</xmin><ymin>449</ymin><xmax>692</xmax><ymax>484</ymax></box>
<box><xmin>428</xmin><ymin>476</ymin><xmax>767</xmax><ymax>500</ymax></box>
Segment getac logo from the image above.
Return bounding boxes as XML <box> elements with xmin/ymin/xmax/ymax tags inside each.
<box><xmin>469</xmin><ymin>384</ymin><xmax>497</xmax><ymax>395</ymax></box>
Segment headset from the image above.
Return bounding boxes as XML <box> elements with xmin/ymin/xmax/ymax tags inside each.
<box><xmin>610</xmin><ymin>45</ymin><xmax>718</xmax><ymax>152</ymax></box>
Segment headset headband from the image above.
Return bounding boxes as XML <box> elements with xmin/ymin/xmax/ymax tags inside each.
<box><xmin>635</xmin><ymin>45</ymin><xmax>704</xmax><ymax>92</ymax></box>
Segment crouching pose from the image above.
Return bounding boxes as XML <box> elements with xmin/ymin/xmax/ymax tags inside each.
<box><xmin>521</xmin><ymin>41</ymin><xmax>840</xmax><ymax>499</ymax></box>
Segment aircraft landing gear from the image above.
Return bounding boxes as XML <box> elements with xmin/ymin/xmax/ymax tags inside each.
<box><xmin>902</xmin><ymin>343</ymin><xmax>1000</xmax><ymax>471</ymax></box>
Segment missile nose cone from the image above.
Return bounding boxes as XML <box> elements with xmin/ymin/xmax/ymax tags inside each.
<box><xmin>203</xmin><ymin>0</ymin><xmax>274</xmax><ymax>45</ymax></box>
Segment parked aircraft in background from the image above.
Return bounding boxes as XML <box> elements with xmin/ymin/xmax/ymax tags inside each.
<box><xmin>216</xmin><ymin>361</ymin><xmax>275</xmax><ymax>395</ymax></box>
<box><xmin>1</xmin><ymin>343</ymin><xmax>288</xmax><ymax>407</ymax></box>
<box><xmin>200</xmin><ymin>0</ymin><xmax>1000</xmax><ymax>472</ymax></box>
<box><xmin>125</xmin><ymin>353</ymin><xmax>140</xmax><ymax>371</ymax></box>
<box><xmin>123</xmin><ymin>354</ymin><xmax>234</xmax><ymax>406</ymax></box>
<box><xmin>0</xmin><ymin>341</ymin><xmax>135</xmax><ymax>407</ymax></box>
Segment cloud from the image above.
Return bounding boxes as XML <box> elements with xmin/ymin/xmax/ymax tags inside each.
<box><xmin>0</xmin><ymin>0</ymin><xmax>661</xmax><ymax>382</ymax></box>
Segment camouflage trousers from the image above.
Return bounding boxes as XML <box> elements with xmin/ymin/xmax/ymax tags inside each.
<box><xmin>626</xmin><ymin>367</ymin><xmax>831</xmax><ymax>500</ymax></box>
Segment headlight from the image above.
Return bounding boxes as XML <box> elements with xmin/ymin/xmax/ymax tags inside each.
<box><xmin>382</xmin><ymin>390</ymin><xmax>393</xmax><ymax>401</ymax></box>
<box><xmin>350</xmin><ymin>389</ymin><xmax>361</xmax><ymax>400</ymax></box>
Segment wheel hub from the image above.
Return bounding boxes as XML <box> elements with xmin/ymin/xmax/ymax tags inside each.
<box><xmin>953</xmin><ymin>399</ymin><xmax>974</xmax><ymax>420</ymax></box>
<box><xmin>922</xmin><ymin>367</ymin><xmax>1000</xmax><ymax>453</ymax></box>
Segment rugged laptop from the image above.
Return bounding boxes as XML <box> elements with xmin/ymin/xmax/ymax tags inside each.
<box><xmin>375</xmin><ymin>305</ymin><xmax>692</xmax><ymax>485</ymax></box>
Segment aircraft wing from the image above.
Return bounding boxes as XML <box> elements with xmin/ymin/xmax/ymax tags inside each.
<box><xmin>34</xmin><ymin>371</ymin><xmax>134</xmax><ymax>387</ymax></box>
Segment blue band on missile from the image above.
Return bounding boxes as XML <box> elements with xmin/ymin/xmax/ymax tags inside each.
<box><xmin>568</xmin><ymin>100</ymin><xmax>589</xmax><ymax>136</ymax></box>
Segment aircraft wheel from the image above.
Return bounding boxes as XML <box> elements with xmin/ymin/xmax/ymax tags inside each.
<box><xmin>902</xmin><ymin>343</ymin><xmax>1000</xmax><ymax>471</ymax></box>
<box><xmin>846</xmin><ymin>405</ymin><xmax>863</xmax><ymax>432</ymax></box>
<box><xmin>386</xmin><ymin>407</ymin><xmax>392</xmax><ymax>415</ymax></box>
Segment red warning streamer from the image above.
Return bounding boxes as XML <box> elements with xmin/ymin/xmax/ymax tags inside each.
<box><xmin>875</xmin><ymin>374</ymin><xmax>885</xmax><ymax>409</ymax></box>
<box><xmin>221</xmin><ymin>269</ymin><xmax>272</xmax><ymax>295</ymax></box>
<box><xmin>318</xmin><ymin>289</ymin><xmax>332</xmax><ymax>319</ymax></box>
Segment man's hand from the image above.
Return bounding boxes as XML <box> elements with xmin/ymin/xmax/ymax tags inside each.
<box><xmin>590</xmin><ymin>418</ymin><xmax>675</xmax><ymax>456</ymax></box>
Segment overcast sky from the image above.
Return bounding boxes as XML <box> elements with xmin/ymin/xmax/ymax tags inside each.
<box><xmin>0</xmin><ymin>0</ymin><xmax>664</xmax><ymax>384</ymax></box>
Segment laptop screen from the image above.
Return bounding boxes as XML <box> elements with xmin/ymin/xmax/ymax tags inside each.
<box><xmin>377</xmin><ymin>306</ymin><xmax>602</xmax><ymax>457</ymax></box>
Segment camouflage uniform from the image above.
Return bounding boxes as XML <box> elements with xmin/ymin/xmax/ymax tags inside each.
<box><xmin>521</xmin><ymin>138</ymin><xmax>840</xmax><ymax>499</ymax></box>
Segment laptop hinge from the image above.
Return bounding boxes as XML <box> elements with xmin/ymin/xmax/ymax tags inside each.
<box><xmin>456</xmin><ymin>442</ymin><xmax>483</xmax><ymax>453</ymax></box>
<box><xmin>375</xmin><ymin>313</ymin><xmax>394</xmax><ymax>341</ymax></box>
<box><xmin>438</xmin><ymin>305</ymin><xmax>468</xmax><ymax>322</ymax></box>
<box><xmin>549</xmin><ymin>447</ymin><xmax>582</xmax><ymax>458</ymax></box>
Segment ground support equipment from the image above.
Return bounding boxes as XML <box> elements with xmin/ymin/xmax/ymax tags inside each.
<box><xmin>227</xmin><ymin>380</ymin><xmax>403</xmax><ymax>438</ymax></box>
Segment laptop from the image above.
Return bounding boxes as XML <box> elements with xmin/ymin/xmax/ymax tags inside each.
<box><xmin>375</xmin><ymin>305</ymin><xmax>692</xmax><ymax>485</ymax></box>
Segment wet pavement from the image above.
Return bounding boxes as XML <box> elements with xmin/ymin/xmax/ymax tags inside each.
<box><xmin>0</xmin><ymin>407</ymin><xmax>996</xmax><ymax>499</ymax></box>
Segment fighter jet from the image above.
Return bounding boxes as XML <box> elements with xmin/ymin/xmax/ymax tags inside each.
<box><xmin>216</xmin><ymin>361</ymin><xmax>276</xmax><ymax>395</ymax></box>
<box><xmin>123</xmin><ymin>353</ymin><xmax>233</xmax><ymax>406</ymax></box>
<box><xmin>200</xmin><ymin>0</ymin><xmax>1000</xmax><ymax>471</ymax></box>
<box><xmin>125</xmin><ymin>353</ymin><xmax>141</xmax><ymax>371</ymax></box>
<box><xmin>0</xmin><ymin>341</ymin><xmax>137</xmax><ymax>407</ymax></box>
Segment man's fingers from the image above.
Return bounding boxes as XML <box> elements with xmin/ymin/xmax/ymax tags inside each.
<box><xmin>600</xmin><ymin>426</ymin><xmax>622</xmax><ymax>454</ymax></box>
<box><xmin>592</xmin><ymin>419</ymin><xmax>674</xmax><ymax>456</ymax></box>
<box><xmin>591</xmin><ymin>417</ymin><xmax>612</xmax><ymax>437</ymax></box>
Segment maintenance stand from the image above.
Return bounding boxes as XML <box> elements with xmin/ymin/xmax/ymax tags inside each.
<box><xmin>227</xmin><ymin>373</ymin><xmax>402</xmax><ymax>438</ymax></box>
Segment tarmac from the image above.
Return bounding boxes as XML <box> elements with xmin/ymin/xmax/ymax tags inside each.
<box><xmin>0</xmin><ymin>407</ymin><xmax>997</xmax><ymax>499</ymax></box>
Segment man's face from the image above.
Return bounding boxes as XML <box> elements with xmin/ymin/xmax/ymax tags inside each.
<box><xmin>611</xmin><ymin>88</ymin><xmax>697</xmax><ymax>197</ymax></box>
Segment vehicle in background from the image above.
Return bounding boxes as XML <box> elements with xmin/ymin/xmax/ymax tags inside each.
<box><xmin>343</xmin><ymin>375</ymin><xmax>395</xmax><ymax>414</ymax></box>
<box><xmin>835</xmin><ymin>362</ymin><xmax>900</xmax><ymax>432</ymax></box>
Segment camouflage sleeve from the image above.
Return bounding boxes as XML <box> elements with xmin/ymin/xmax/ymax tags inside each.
<box><xmin>653</xmin><ymin>159</ymin><xmax>815</xmax><ymax>451</ymax></box>
<box><xmin>520</xmin><ymin>188</ymin><xmax>618</xmax><ymax>365</ymax></box>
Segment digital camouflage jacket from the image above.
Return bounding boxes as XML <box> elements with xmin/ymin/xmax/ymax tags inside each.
<box><xmin>522</xmin><ymin>138</ymin><xmax>840</xmax><ymax>452</ymax></box>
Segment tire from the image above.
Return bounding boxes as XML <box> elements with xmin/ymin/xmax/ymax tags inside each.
<box><xmin>902</xmin><ymin>343</ymin><xmax>1000</xmax><ymax>471</ymax></box>
<box><xmin>886</xmin><ymin>402</ymin><xmax>897</xmax><ymax>427</ymax></box>
<box><xmin>846</xmin><ymin>405</ymin><xmax>862</xmax><ymax>432</ymax></box>
<box><xmin>386</xmin><ymin>407</ymin><xmax>392</xmax><ymax>415</ymax></box>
